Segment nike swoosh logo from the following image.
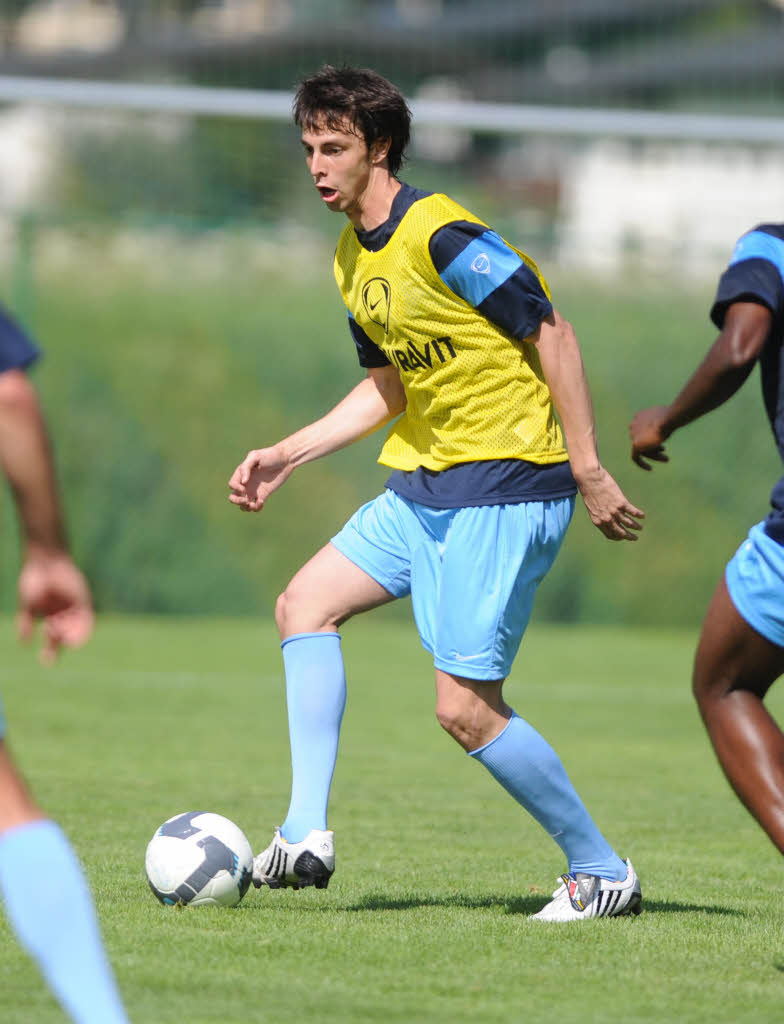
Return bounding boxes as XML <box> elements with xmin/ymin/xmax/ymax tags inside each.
<box><xmin>370</xmin><ymin>297</ymin><xmax>382</xmax><ymax>310</ymax></box>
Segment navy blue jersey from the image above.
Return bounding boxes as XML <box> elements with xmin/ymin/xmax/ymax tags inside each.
<box><xmin>429</xmin><ymin>219</ymin><xmax>553</xmax><ymax>341</ymax></box>
<box><xmin>385</xmin><ymin>457</ymin><xmax>576</xmax><ymax>509</ymax></box>
<box><xmin>0</xmin><ymin>306</ymin><xmax>39</xmax><ymax>373</ymax></box>
<box><xmin>710</xmin><ymin>224</ymin><xmax>784</xmax><ymax>542</ymax></box>
<box><xmin>345</xmin><ymin>182</ymin><xmax>573</xmax><ymax>509</ymax></box>
<box><xmin>348</xmin><ymin>182</ymin><xmax>553</xmax><ymax>365</ymax></box>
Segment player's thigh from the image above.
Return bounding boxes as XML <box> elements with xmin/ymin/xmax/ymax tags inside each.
<box><xmin>277</xmin><ymin>542</ymin><xmax>395</xmax><ymax>637</ymax></box>
<box><xmin>330</xmin><ymin>489</ymin><xmax>420</xmax><ymax>600</ymax></box>
<box><xmin>279</xmin><ymin>490</ymin><xmax>422</xmax><ymax>635</ymax></box>
<box><xmin>417</xmin><ymin>498</ymin><xmax>572</xmax><ymax>680</ymax></box>
<box><xmin>696</xmin><ymin>575</ymin><xmax>784</xmax><ymax>703</ymax></box>
<box><xmin>0</xmin><ymin>740</ymin><xmax>42</xmax><ymax>832</ymax></box>
<box><xmin>697</xmin><ymin>523</ymin><xmax>784</xmax><ymax>700</ymax></box>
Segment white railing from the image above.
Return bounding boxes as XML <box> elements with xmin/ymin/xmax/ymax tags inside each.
<box><xmin>0</xmin><ymin>75</ymin><xmax>783</xmax><ymax>143</ymax></box>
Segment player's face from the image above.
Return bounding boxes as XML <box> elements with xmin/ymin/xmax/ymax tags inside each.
<box><xmin>301</xmin><ymin>123</ymin><xmax>375</xmax><ymax>218</ymax></box>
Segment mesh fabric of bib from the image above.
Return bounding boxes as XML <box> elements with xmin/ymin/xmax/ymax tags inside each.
<box><xmin>334</xmin><ymin>192</ymin><xmax>567</xmax><ymax>472</ymax></box>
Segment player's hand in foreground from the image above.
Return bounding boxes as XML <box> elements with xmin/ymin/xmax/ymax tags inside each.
<box><xmin>228</xmin><ymin>444</ymin><xmax>293</xmax><ymax>512</ymax></box>
<box><xmin>575</xmin><ymin>465</ymin><xmax>645</xmax><ymax>541</ymax></box>
<box><xmin>17</xmin><ymin>551</ymin><xmax>94</xmax><ymax>664</ymax></box>
<box><xmin>629</xmin><ymin>406</ymin><xmax>672</xmax><ymax>471</ymax></box>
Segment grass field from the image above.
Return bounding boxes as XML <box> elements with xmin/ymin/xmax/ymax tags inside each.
<box><xmin>1</xmin><ymin>613</ymin><xmax>783</xmax><ymax>1023</ymax></box>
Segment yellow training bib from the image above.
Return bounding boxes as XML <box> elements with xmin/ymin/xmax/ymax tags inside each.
<box><xmin>334</xmin><ymin>192</ymin><xmax>567</xmax><ymax>471</ymax></box>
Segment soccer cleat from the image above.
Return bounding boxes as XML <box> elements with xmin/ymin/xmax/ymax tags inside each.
<box><xmin>252</xmin><ymin>828</ymin><xmax>334</xmax><ymax>891</ymax></box>
<box><xmin>531</xmin><ymin>858</ymin><xmax>642</xmax><ymax>922</ymax></box>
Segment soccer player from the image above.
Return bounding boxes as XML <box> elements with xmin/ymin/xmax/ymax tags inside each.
<box><xmin>631</xmin><ymin>223</ymin><xmax>784</xmax><ymax>857</ymax></box>
<box><xmin>230</xmin><ymin>65</ymin><xmax>644</xmax><ymax>920</ymax></box>
<box><xmin>0</xmin><ymin>305</ymin><xmax>130</xmax><ymax>1022</ymax></box>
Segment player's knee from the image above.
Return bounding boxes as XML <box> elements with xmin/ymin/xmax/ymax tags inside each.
<box><xmin>0</xmin><ymin>368</ymin><xmax>37</xmax><ymax>413</ymax></box>
<box><xmin>435</xmin><ymin>698</ymin><xmax>475</xmax><ymax>750</ymax></box>
<box><xmin>691</xmin><ymin>671</ymin><xmax>710</xmax><ymax>718</ymax></box>
<box><xmin>435</xmin><ymin>701</ymin><xmax>457</xmax><ymax>735</ymax></box>
<box><xmin>274</xmin><ymin>587</ymin><xmax>294</xmax><ymax>638</ymax></box>
<box><xmin>0</xmin><ymin>747</ymin><xmax>44</xmax><ymax>832</ymax></box>
<box><xmin>274</xmin><ymin>579</ymin><xmax>337</xmax><ymax>639</ymax></box>
<box><xmin>692</xmin><ymin>649</ymin><xmax>740</xmax><ymax>713</ymax></box>
<box><xmin>692</xmin><ymin>658</ymin><xmax>724</xmax><ymax>711</ymax></box>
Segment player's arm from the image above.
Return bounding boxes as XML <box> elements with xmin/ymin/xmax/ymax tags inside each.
<box><xmin>630</xmin><ymin>301</ymin><xmax>771</xmax><ymax>470</ymax></box>
<box><xmin>0</xmin><ymin>369</ymin><xmax>67</xmax><ymax>553</ymax></box>
<box><xmin>229</xmin><ymin>365</ymin><xmax>406</xmax><ymax>512</ymax></box>
<box><xmin>429</xmin><ymin>223</ymin><xmax>643</xmax><ymax>540</ymax></box>
<box><xmin>531</xmin><ymin>311</ymin><xmax>644</xmax><ymax>542</ymax></box>
<box><xmin>0</xmin><ymin>368</ymin><xmax>93</xmax><ymax>660</ymax></box>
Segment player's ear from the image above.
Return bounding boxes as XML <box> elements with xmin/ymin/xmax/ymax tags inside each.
<box><xmin>370</xmin><ymin>137</ymin><xmax>392</xmax><ymax>166</ymax></box>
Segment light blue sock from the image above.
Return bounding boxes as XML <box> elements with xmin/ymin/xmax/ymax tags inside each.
<box><xmin>470</xmin><ymin>712</ymin><xmax>627</xmax><ymax>880</ymax></box>
<box><xmin>280</xmin><ymin>632</ymin><xmax>346</xmax><ymax>844</ymax></box>
<box><xmin>0</xmin><ymin>819</ymin><xmax>129</xmax><ymax>1024</ymax></box>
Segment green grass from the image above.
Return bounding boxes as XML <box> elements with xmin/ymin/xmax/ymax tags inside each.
<box><xmin>1</xmin><ymin>614</ymin><xmax>783</xmax><ymax>1023</ymax></box>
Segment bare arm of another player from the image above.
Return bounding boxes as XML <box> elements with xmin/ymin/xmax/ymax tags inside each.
<box><xmin>229</xmin><ymin>365</ymin><xmax>406</xmax><ymax>512</ymax></box>
<box><xmin>532</xmin><ymin>310</ymin><xmax>644</xmax><ymax>542</ymax></box>
<box><xmin>630</xmin><ymin>302</ymin><xmax>771</xmax><ymax>470</ymax></box>
<box><xmin>0</xmin><ymin>368</ymin><xmax>93</xmax><ymax>661</ymax></box>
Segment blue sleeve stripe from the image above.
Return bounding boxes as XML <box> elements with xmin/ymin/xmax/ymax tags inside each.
<box><xmin>730</xmin><ymin>230</ymin><xmax>784</xmax><ymax>282</ymax></box>
<box><xmin>439</xmin><ymin>230</ymin><xmax>523</xmax><ymax>308</ymax></box>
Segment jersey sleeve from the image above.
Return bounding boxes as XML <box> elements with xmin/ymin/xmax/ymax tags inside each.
<box><xmin>429</xmin><ymin>221</ymin><xmax>553</xmax><ymax>340</ymax></box>
<box><xmin>0</xmin><ymin>306</ymin><xmax>40</xmax><ymax>373</ymax></box>
<box><xmin>347</xmin><ymin>312</ymin><xmax>391</xmax><ymax>368</ymax></box>
<box><xmin>710</xmin><ymin>227</ymin><xmax>784</xmax><ymax>328</ymax></box>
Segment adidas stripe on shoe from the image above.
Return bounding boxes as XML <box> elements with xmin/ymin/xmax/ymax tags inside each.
<box><xmin>252</xmin><ymin>828</ymin><xmax>334</xmax><ymax>891</ymax></box>
<box><xmin>531</xmin><ymin>858</ymin><xmax>642</xmax><ymax>922</ymax></box>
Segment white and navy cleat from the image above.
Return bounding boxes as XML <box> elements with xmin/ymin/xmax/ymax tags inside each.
<box><xmin>252</xmin><ymin>828</ymin><xmax>334</xmax><ymax>891</ymax></box>
<box><xmin>531</xmin><ymin>858</ymin><xmax>642</xmax><ymax>921</ymax></box>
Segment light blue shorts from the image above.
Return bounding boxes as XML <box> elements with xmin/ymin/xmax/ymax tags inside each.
<box><xmin>331</xmin><ymin>490</ymin><xmax>574</xmax><ymax>680</ymax></box>
<box><xmin>725</xmin><ymin>521</ymin><xmax>784</xmax><ymax>647</ymax></box>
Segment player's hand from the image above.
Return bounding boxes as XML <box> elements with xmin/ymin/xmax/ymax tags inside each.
<box><xmin>228</xmin><ymin>445</ymin><xmax>293</xmax><ymax>512</ymax></box>
<box><xmin>17</xmin><ymin>551</ymin><xmax>94</xmax><ymax>664</ymax></box>
<box><xmin>630</xmin><ymin>406</ymin><xmax>671</xmax><ymax>471</ymax></box>
<box><xmin>574</xmin><ymin>465</ymin><xmax>645</xmax><ymax>542</ymax></box>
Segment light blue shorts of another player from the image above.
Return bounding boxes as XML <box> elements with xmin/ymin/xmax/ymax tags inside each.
<box><xmin>726</xmin><ymin>520</ymin><xmax>784</xmax><ymax>647</ymax></box>
<box><xmin>331</xmin><ymin>489</ymin><xmax>574</xmax><ymax>680</ymax></box>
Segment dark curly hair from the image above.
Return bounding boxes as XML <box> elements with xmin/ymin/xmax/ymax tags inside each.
<box><xmin>293</xmin><ymin>65</ymin><xmax>411</xmax><ymax>176</ymax></box>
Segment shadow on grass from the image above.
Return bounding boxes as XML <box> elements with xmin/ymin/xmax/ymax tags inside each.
<box><xmin>338</xmin><ymin>893</ymin><xmax>743</xmax><ymax>917</ymax></box>
<box><xmin>248</xmin><ymin>891</ymin><xmax>743</xmax><ymax>918</ymax></box>
<box><xmin>344</xmin><ymin>892</ymin><xmax>543</xmax><ymax>915</ymax></box>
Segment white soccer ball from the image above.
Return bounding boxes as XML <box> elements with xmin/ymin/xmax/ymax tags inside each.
<box><xmin>145</xmin><ymin>811</ymin><xmax>253</xmax><ymax>907</ymax></box>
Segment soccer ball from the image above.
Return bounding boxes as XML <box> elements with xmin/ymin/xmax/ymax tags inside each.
<box><xmin>145</xmin><ymin>811</ymin><xmax>253</xmax><ymax>907</ymax></box>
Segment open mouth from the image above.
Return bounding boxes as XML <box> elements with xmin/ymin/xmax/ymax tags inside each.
<box><xmin>317</xmin><ymin>186</ymin><xmax>339</xmax><ymax>202</ymax></box>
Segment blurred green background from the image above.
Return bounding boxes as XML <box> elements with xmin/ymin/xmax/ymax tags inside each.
<box><xmin>1</xmin><ymin>0</ymin><xmax>783</xmax><ymax>625</ymax></box>
<box><xmin>1</xmin><ymin>250</ymin><xmax>778</xmax><ymax>627</ymax></box>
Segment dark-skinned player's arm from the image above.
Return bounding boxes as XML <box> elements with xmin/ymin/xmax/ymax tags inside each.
<box><xmin>630</xmin><ymin>302</ymin><xmax>772</xmax><ymax>471</ymax></box>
